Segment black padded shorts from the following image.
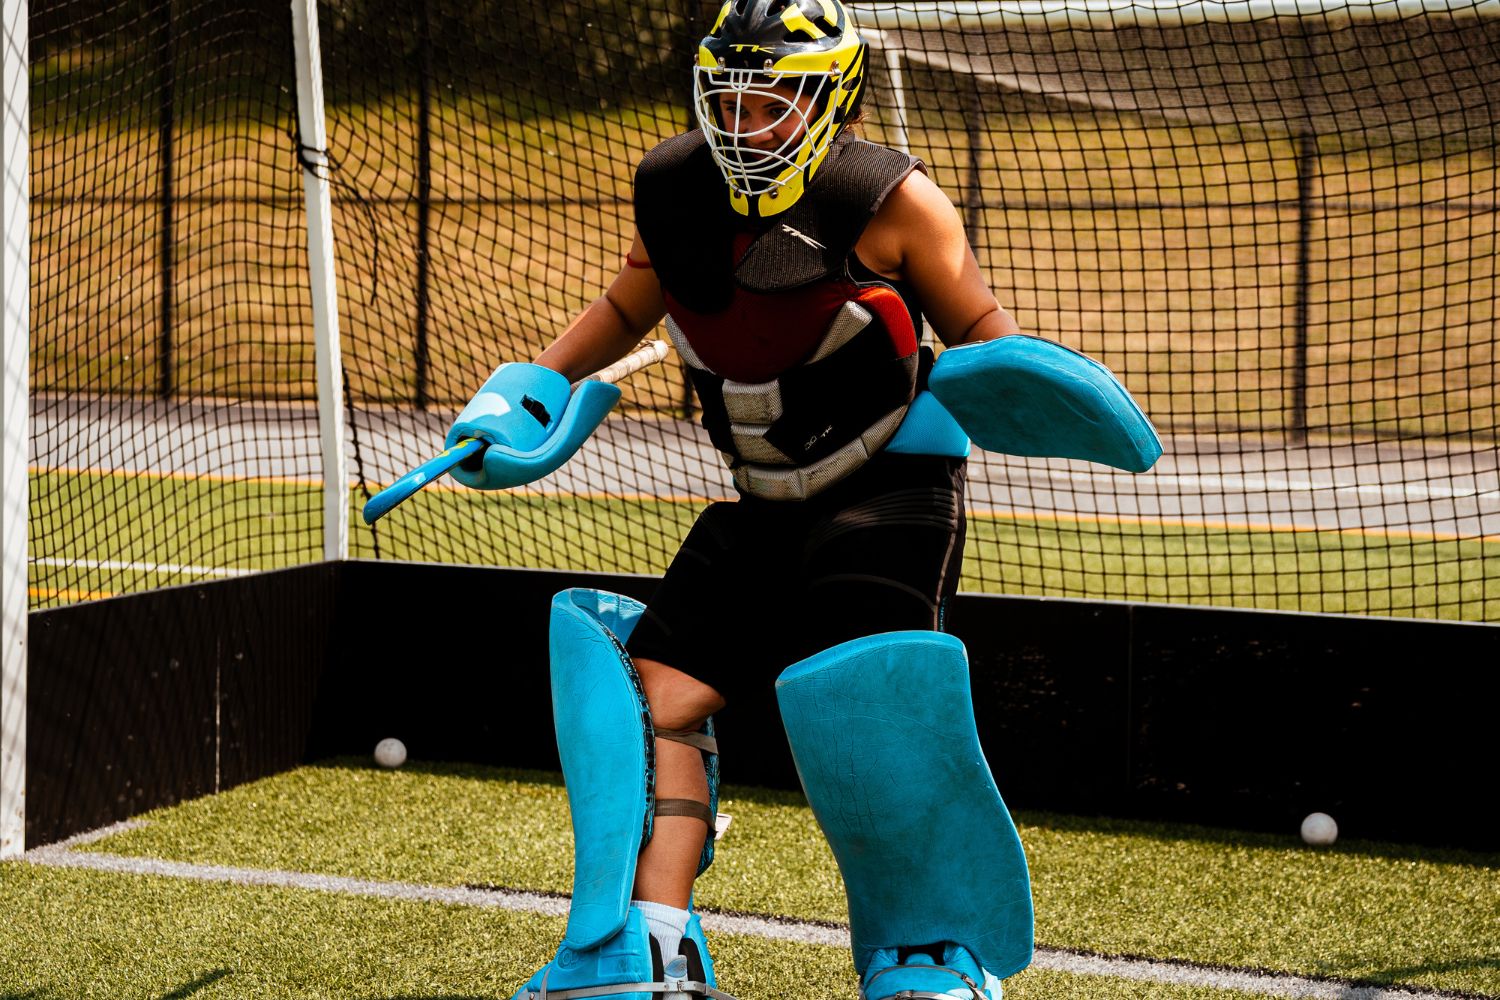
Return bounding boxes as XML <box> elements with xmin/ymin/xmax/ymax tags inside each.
<box><xmin>624</xmin><ymin>451</ymin><xmax>967</xmax><ymax>699</ymax></box>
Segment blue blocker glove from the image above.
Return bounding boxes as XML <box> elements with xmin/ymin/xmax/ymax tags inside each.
<box><xmin>445</xmin><ymin>362</ymin><xmax>621</xmax><ymax>490</ymax></box>
<box><xmin>928</xmin><ymin>335</ymin><xmax>1162</xmax><ymax>472</ymax></box>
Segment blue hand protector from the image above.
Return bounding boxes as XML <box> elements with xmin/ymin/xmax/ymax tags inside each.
<box><xmin>776</xmin><ymin>631</ymin><xmax>1033</xmax><ymax>985</ymax></box>
<box><xmin>929</xmin><ymin>335</ymin><xmax>1161</xmax><ymax>472</ymax></box>
<box><xmin>445</xmin><ymin>362</ymin><xmax>621</xmax><ymax>490</ymax></box>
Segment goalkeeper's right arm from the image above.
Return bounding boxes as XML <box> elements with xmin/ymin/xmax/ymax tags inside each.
<box><xmin>443</xmin><ymin>230</ymin><xmax>667</xmax><ymax>490</ymax></box>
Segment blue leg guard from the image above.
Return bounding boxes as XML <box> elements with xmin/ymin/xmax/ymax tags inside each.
<box><xmin>510</xmin><ymin>908</ymin><xmax>733</xmax><ymax>1000</ymax></box>
<box><xmin>775</xmin><ymin>631</ymin><xmax>1033</xmax><ymax>1000</ymax></box>
<box><xmin>510</xmin><ymin>589</ymin><xmax>731</xmax><ymax>1000</ymax></box>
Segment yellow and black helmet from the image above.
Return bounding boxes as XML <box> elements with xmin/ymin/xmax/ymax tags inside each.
<box><xmin>693</xmin><ymin>0</ymin><xmax>867</xmax><ymax>219</ymax></box>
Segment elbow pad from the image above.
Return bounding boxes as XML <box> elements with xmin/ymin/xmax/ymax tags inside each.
<box><xmin>445</xmin><ymin>362</ymin><xmax>621</xmax><ymax>490</ymax></box>
<box><xmin>928</xmin><ymin>335</ymin><xmax>1161</xmax><ymax>472</ymax></box>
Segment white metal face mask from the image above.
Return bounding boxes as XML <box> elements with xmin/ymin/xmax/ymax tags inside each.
<box><xmin>693</xmin><ymin>69</ymin><xmax>835</xmax><ymax>217</ymax></box>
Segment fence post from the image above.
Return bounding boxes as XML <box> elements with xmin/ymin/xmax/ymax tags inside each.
<box><xmin>156</xmin><ymin>0</ymin><xmax>174</xmax><ymax>399</ymax></box>
<box><xmin>414</xmin><ymin>0</ymin><xmax>432</xmax><ymax>410</ymax></box>
<box><xmin>960</xmin><ymin>77</ymin><xmax>985</xmax><ymax>256</ymax></box>
<box><xmin>1290</xmin><ymin>129</ymin><xmax>1314</xmax><ymax>445</ymax></box>
<box><xmin>1288</xmin><ymin>24</ymin><xmax>1318</xmax><ymax>445</ymax></box>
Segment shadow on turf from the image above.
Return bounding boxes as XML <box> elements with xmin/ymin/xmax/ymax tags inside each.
<box><xmin>159</xmin><ymin>969</ymin><xmax>232</xmax><ymax>999</ymax></box>
<box><xmin>1</xmin><ymin>973</ymin><xmax>238</xmax><ymax>1000</ymax></box>
<box><xmin>1362</xmin><ymin>957</ymin><xmax>1500</xmax><ymax>994</ymax></box>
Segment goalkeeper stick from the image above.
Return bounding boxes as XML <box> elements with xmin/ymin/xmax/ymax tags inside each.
<box><xmin>361</xmin><ymin>340</ymin><xmax>670</xmax><ymax>524</ymax></box>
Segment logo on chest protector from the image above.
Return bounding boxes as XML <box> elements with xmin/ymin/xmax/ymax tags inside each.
<box><xmin>805</xmin><ymin>425</ymin><xmax>834</xmax><ymax>452</ymax></box>
<box><xmin>781</xmin><ymin>224</ymin><xmax>825</xmax><ymax>250</ymax></box>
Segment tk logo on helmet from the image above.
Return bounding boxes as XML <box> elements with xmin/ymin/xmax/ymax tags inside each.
<box><xmin>730</xmin><ymin>44</ymin><xmax>771</xmax><ymax>52</ymax></box>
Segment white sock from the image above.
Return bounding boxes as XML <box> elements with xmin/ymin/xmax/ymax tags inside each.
<box><xmin>632</xmin><ymin>899</ymin><xmax>691</xmax><ymax>966</ymax></box>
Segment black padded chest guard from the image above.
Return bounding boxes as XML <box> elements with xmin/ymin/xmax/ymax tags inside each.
<box><xmin>634</xmin><ymin>132</ymin><xmax>922</xmax><ymax>313</ymax></box>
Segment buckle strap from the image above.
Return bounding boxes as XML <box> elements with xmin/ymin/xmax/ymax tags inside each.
<box><xmin>527</xmin><ymin>981</ymin><xmax>740</xmax><ymax>1000</ymax></box>
<box><xmin>862</xmin><ymin>964</ymin><xmax>985</xmax><ymax>1000</ymax></box>
<box><xmin>654</xmin><ymin>728</ymin><xmax>718</xmax><ymax>755</ymax></box>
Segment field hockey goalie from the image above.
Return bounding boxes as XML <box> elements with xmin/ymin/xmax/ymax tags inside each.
<box><xmin>511</xmin><ymin>590</ymin><xmax>1037</xmax><ymax>1000</ymax></box>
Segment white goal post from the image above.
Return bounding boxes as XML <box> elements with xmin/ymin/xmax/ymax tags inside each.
<box><xmin>292</xmin><ymin>0</ymin><xmax>349</xmax><ymax>564</ymax></box>
<box><xmin>0</xmin><ymin>0</ymin><xmax>352</xmax><ymax>856</ymax></box>
<box><xmin>1</xmin><ymin>0</ymin><xmax>27</xmax><ymax>860</ymax></box>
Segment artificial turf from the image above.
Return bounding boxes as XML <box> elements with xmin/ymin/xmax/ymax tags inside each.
<box><xmin>1</xmin><ymin>862</ymin><xmax>1297</xmax><ymax>1000</ymax></box>
<box><xmin>56</xmin><ymin>758</ymin><xmax>1500</xmax><ymax>998</ymax></box>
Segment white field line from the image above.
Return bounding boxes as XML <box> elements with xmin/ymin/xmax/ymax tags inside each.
<box><xmin>28</xmin><ymin>557</ymin><xmax>255</xmax><ymax>578</ymax></box>
<box><xmin>1029</xmin><ymin>470</ymin><xmax>1500</xmax><ymax>503</ymax></box>
<box><xmin>20</xmin><ymin>824</ymin><xmax>1480</xmax><ymax>1000</ymax></box>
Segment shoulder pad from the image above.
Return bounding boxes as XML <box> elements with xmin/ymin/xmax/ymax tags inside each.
<box><xmin>634</xmin><ymin>131</ymin><xmax>740</xmax><ymax>314</ymax></box>
<box><xmin>736</xmin><ymin>139</ymin><xmax>922</xmax><ymax>294</ymax></box>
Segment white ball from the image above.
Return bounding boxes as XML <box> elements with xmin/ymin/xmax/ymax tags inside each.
<box><xmin>1300</xmin><ymin>811</ymin><xmax>1338</xmax><ymax>846</ymax></box>
<box><xmin>373</xmin><ymin>737</ymin><xmax>407</xmax><ymax>769</ymax></box>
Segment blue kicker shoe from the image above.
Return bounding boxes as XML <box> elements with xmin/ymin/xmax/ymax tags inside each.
<box><xmin>510</xmin><ymin>906</ymin><xmax>736</xmax><ymax>1000</ymax></box>
<box><xmin>860</xmin><ymin>942</ymin><xmax>1006</xmax><ymax>1000</ymax></box>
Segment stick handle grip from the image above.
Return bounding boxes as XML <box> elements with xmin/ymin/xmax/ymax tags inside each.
<box><xmin>580</xmin><ymin>339</ymin><xmax>669</xmax><ymax>387</ymax></box>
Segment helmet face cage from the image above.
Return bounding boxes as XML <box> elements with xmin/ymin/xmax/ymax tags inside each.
<box><xmin>692</xmin><ymin>68</ymin><xmax>838</xmax><ymax>207</ymax></box>
<box><xmin>693</xmin><ymin>0</ymin><xmax>866</xmax><ymax>218</ymax></box>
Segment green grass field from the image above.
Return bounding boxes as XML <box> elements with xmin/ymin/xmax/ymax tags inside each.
<box><xmin>4</xmin><ymin>760</ymin><xmax>1497</xmax><ymax>999</ymax></box>
<box><xmin>27</xmin><ymin>468</ymin><xmax>1500</xmax><ymax>621</ymax></box>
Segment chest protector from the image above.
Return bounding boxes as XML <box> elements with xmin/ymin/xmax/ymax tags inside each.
<box><xmin>635</xmin><ymin>132</ymin><xmax>924</xmax><ymax>501</ymax></box>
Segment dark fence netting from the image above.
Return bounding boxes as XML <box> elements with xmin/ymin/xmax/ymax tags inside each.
<box><xmin>28</xmin><ymin>0</ymin><xmax>1499</xmax><ymax>620</ymax></box>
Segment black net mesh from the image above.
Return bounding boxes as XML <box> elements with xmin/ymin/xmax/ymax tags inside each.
<box><xmin>29</xmin><ymin>0</ymin><xmax>319</xmax><ymax>607</ymax></box>
<box><xmin>28</xmin><ymin>0</ymin><xmax>1500</xmax><ymax>621</ymax></box>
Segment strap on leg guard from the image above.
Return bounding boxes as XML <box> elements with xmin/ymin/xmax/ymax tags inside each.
<box><xmin>775</xmin><ymin>631</ymin><xmax>1034</xmax><ymax>984</ymax></box>
<box><xmin>653</xmin><ymin>797</ymin><xmax>717</xmax><ymax>828</ymax></box>
<box><xmin>654</xmin><ymin>726</ymin><xmax>721</xmax><ymax>867</ymax></box>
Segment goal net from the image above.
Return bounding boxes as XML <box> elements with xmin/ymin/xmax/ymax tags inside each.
<box><xmin>20</xmin><ymin>0</ymin><xmax>1499</xmax><ymax>622</ymax></box>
